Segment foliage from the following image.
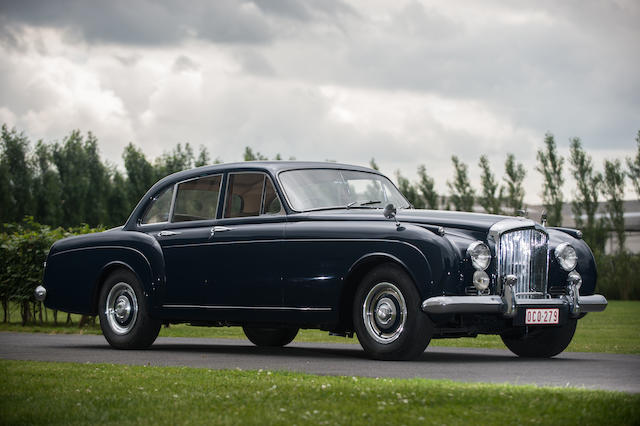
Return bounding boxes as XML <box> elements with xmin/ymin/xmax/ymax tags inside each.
<box><xmin>369</xmin><ymin>157</ymin><xmax>379</xmax><ymax>171</ymax></box>
<box><xmin>243</xmin><ymin>146</ymin><xmax>268</xmax><ymax>161</ymax></box>
<box><xmin>2</xmin><ymin>361</ymin><xmax>638</xmax><ymax>425</ymax></box>
<box><xmin>596</xmin><ymin>253</ymin><xmax>640</xmax><ymax>300</ymax></box>
<box><xmin>602</xmin><ymin>159</ymin><xmax>627</xmax><ymax>253</ymax></box>
<box><xmin>569</xmin><ymin>137</ymin><xmax>606</xmax><ymax>252</ymax></box>
<box><xmin>536</xmin><ymin>133</ymin><xmax>564</xmax><ymax>226</ymax></box>
<box><xmin>627</xmin><ymin>130</ymin><xmax>640</xmax><ymax>200</ymax></box>
<box><xmin>0</xmin><ymin>217</ymin><xmax>103</xmax><ymax>324</ymax></box>
<box><xmin>447</xmin><ymin>155</ymin><xmax>474</xmax><ymax>212</ymax></box>
<box><xmin>478</xmin><ymin>155</ymin><xmax>502</xmax><ymax>214</ymax></box>
<box><xmin>416</xmin><ymin>165</ymin><xmax>438</xmax><ymax>209</ymax></box>
<box><xmin>395</xmin><ymin>170</ymin><xmax>424</xmax><ymax>208</ymax></box>
<box><xmin>502</xmin><ymin>153</ymin><xmax>526</xmax><ymax>215</ymax></box>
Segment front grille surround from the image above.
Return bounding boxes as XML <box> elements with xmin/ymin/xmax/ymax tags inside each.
<box><xmin>489</xmin><ymin>219</ymin><xmax>549</xmax><ymax>300</ymax></box>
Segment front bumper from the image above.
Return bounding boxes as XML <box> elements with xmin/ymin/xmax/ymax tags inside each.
<box><xmin>422</xmin><ymin>293</ymin><xmax>607</xmax><ymax>318</ymax></box>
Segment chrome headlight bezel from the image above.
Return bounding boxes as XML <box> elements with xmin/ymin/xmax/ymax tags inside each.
<box><xmin>467</xmin><ymin>241</ymin><xmax>491</xmax><ymax>271</ymax></box>
<box><xmin>555</xmin><ymin>242</ymin><xmax>578</xmax><ymax>271</ymax></box>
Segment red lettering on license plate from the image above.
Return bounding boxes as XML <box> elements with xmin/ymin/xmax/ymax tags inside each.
<box><xmin>525</xmin><ymin>308</ymin><xmax>559</xmax><ymax>325</ymax></box>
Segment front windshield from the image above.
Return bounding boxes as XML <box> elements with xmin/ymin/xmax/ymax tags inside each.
<box><xmin>279</xmin><ymin>169</ymin><xmax>411</xmax><ymax>212</ymax></box>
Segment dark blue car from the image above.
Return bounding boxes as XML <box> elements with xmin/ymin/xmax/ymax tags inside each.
<box><xmin>37</xmin><ymin>161</ymin><xmax>607</xmax><ymax>360</ymax></box>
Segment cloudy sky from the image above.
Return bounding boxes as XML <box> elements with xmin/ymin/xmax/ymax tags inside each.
<box><xmin>0</xmin><ymin>0</ymin><xmax>638</xmax><ymax>203</ymax></box>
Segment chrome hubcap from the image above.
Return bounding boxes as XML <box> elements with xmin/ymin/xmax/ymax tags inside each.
<box><xmin>105</xmin><ymin>282</ymin><xmax>138</xmax><ymax>335</ymax></box>
<box><xmin>363</xmin><ymin>282</ymin><xmax>407</xmax><ymax>344</ymax></box>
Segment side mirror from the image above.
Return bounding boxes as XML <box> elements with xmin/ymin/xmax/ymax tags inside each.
<box><xmin>383</xmin><ymin>204</ymin><xmax>401</xmax><ymax>228</ymax></box>
<box><xmin>383</xmin><ymin>204</ymin><xmax>397</xmax><ymax>220</ymax></box>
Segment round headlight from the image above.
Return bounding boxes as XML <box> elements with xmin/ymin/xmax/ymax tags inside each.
<box><xmin>467</xmin><ymin>241</ymin><xmax>491</xmax><ymax>270</ymax></box>
<box><xmin>555</xmin><ymin>243</ymin><xmax>578</xmax><ymax>271</ymax></box>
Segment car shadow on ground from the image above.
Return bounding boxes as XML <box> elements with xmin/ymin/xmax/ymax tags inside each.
<box><xmin>63</xmin><ymin>341</ymin><xmax>582</xmax><ymax>364</ymax></box>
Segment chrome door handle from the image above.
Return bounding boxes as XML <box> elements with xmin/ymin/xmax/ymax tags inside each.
<box><xmin>157</xmin><ymin>230</ymin><xmax>179</xmax><ymax>237</ymax></box>
<box><xmin>211</xmin><ymin>226</ymin><xmax>232</xmax><ymax>233</ymax></box>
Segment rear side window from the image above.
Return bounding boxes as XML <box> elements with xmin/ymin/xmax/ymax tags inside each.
<box><xmin>172</xmin><ymin>174</ymin><xmax>222</xmax><ymax>222</ymax></box>
<box><xmin>224</xmin><ymin>173</ymin><xmax>284</xmax><ymax>218</ymax></box>
<box><xmin>142</xmin><ymin>186</ymin><xmax>174</xmax><ymax>224</ymax></box>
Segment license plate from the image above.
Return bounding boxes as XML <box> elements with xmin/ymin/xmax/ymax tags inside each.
<box><xmin>525</xmin><ymin>308</ymin><xmax>559</xmax><ymax>325</ymax></box>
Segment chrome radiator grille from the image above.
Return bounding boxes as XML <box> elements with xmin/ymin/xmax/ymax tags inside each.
<box><xmin>498</xmin><ymin>228</ymin><xmax>549</xmax><ymax>298</ymax></box>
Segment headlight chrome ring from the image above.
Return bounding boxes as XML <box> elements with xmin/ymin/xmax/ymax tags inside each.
<box><xmin>467</xmin><ymin>241</ymin><xmax>491</xmax><ymax>271</ymax></box>
<box><xmin>555</xmin><ymin>242</ymin><xmax>578</xmax><ymax>271</ymax></box>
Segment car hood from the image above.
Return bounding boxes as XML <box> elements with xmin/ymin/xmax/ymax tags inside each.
<box><xmin>295</xmin><ymin>208</ymin><xmax>517</xmax><ymax>234</ymax></box>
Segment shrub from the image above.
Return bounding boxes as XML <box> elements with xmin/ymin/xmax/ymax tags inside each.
<box><xmin>0</xmin><ymin>217</ymin><xmax>103</xmax><ymax>324</ymax></box>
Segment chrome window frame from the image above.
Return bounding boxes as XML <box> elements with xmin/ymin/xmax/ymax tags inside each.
<box><xmin>223</xmin><ymin>171</ymin><xmax>284</xmax><ymax>219</ymax></box>
<box><xmin>168</xmin><ymin>173</ymin><xmax>223</xmax><ymax>225</ymax></box>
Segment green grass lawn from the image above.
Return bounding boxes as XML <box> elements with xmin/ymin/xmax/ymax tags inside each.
<box><xmin>2</xmin><ymin>301</ymin><xmax>639</xmax><ymax>354</ymax></box>
<box><xmin>0</xmin><ymin>360</ymin><xmax>638</xmax><ymax>425</ymax></box>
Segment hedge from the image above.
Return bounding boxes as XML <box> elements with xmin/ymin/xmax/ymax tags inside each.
<box><xmin>0</xmin><ymin>218</ymin><xmax>103</xmax><ymax>324</ymax></box>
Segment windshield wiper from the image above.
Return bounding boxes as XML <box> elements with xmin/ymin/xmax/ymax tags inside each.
<box><xmin>346</xmin><ymin>200</ymin><xmax>382</xmax><ymax>209</ymax></box>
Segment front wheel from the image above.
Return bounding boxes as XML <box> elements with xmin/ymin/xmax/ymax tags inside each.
<box><xmin>353</xmin><ymin>264</ymin><xmax>433</xmax><ymax>360</ymax></box>
<box><xmin>242</xmin><ymin>327</ymin><xmax>299</xmax><ymax>347</ymax></box>
<box><xmin>98</xmin><ymin>269</ymin><xmax>161</xmax><ymax>349</ymax></box>
<box><xmin>501</xmin><ymin>319</ymin><xmax>577</xmax><ymax>358</ymax></box>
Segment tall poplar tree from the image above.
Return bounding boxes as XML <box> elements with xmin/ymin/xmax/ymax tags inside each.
<box><xmin>627</xmin><ymin>130</ymin><xmax>640</xmax><ymax>200</ymax></box>
<box><xmin>569</xmin><ymin>137</ymin><xmax>605</xmax><ymax>251</ymax></box>
<box><xmin>536</xmin><ymin>133</ymin><xmax>564</xmax><ymax>226</ymax></box>
<box><xmin>447</xmin><ymin>156</ymin><xmax>474</xmax><ymax>212</ymax></box>
<box><xmin>417</xmin><ymin>165</ymin><xmax>438</xmax><ymax>209</ymax></box>
<box><xmin>478</xmin><ymin>155</ymin><xmax>502</xmax><ymax>214</ymax></box>
<box><xmin>503</xmin><ymin>153</ymin><xmax>526</xmax><ymax>215</ymax></box>
<box><xmin>602</xmin><ymin>159</ymin><xmax>626</xmax><ymax>253</ymax></box>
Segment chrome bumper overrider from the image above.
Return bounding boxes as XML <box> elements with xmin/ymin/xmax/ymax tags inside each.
<box><xmin>422</xmin><ymin>293</ymin><xmax>608</xmax><ymax>317</ymax></box>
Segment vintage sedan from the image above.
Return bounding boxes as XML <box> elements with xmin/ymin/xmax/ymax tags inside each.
<box><xmin>36</xmin><ymin>161</ymin><xmax>607</xmax><ymax>360</ymax></box>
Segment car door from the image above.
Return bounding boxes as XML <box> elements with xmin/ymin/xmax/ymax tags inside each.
<box><xmin>138</xmin><ymin>174</ymin><xmax>223</xmax><ymax>307</ymax></box>
<box><xmin>204</xmin><ymin>172</ymin><xmax>286</xmax><ymax>309</ymax></box>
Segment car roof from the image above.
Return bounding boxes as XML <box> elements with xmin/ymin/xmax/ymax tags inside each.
<box><xmin>157</xmin><ymin>161</ymin><xmax>380</xmax><ymax>186</ymax></box>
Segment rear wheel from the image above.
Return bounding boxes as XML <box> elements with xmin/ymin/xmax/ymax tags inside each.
<box><xmin>98</xmin><ymin>269</ymin><xmax>161</xmax><ymax>349</ymax></box>
<box><xmin>242</xmin><ymin>327</ymin><xmax>299</xmax><ymax>347</ymax></box>
<box><xmin>353</xmin><ymin>264</ymin><xmax>433</xmax><ymax>360</ymax></box>
<box><xmin>501</xmin><ymin>319</ymin><xmax>577</xmax><ymax>358</ymax></box>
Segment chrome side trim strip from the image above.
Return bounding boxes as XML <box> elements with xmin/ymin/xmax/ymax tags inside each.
<box><xmin>162</xmin><ymin>304</ymin><xmax>332</xmax><ymax>311</ymax></box>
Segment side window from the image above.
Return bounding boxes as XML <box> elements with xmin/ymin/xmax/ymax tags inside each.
<box><xmin>224</xmin><ymin>173</ymin><xmax>265</xmax><ymax>218</ymax></box>
<box><xmin>142</xmin><ymin>186</ymin><xmax>174</xmax><ymax>224</ymax></box>
<box><xmin>262</xmin><ymin>178</ymin><xmax>283</xmax><ymax>215</ymax></box>
<box><xmin>172</xmin><ymin>174</ymin><xmax>221</xmax><ymax>222</ymax></box>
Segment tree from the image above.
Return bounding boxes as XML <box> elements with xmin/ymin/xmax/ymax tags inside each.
<box><xmin>51</xmin><ymin>130</ymin><xmax>94</xmax><ymax>226</ymax></box>
<box><xmin>569</xmin><ymin>137</ymin><xmax>605</xmax><ymax>251</ymax></box>
<box><xmin>536</xmin><ymin>133</ymin><xmax>564</xmax><ymax>226</ymax></box>
<box><xmin>106</xmin><ymin>170</ymin><xmax>131</xmax><ymax>226</ymax></box>
<box><xmin>369</xmin><ymin>158</ymin><xmax>379</xmax><ymax>171</ymax></box>
<box><xmin>123</xmin><ymin>143</ymin><xmax>155</xmax><ymax>209</ymax></box>
<box><xmin>83</xmin><ymin>132</ymin><xmax>110</xmax><ymax>226</ymax></box>
<box><xmin>243</xmin><ymin>146</ymin><xmax>267</xmax><ymax>161</ymax></box>
<box><xmin>32</xmin><ymin>140</ymin><xmax>63</xmax><ymax>226</ymax></box>
<box><xmin>195</xmin><ymin>145</ymin><xmax>210</xmax><ymax>167</ymax></box>
<box><xmin>627</xmin><ymin>130</ymin><xmax>640</xmax><ymax>200</ymax></box>
<box><xmin>0</xmin><ymin>125</ymin><xmax>34</xmax><ymax>222</ymax></box>
<box><xmin>503</xmin><ymin>153</ymin><xmax>526</xmax><ymax>216</ymax></box>
<box><xmin>156</xmin><ymin>143</ymin><xmax>195</xmax><ymax>175</ymax></box>
<box><xmin>602</xmin><ymin>159</ymin><xmax>626</xmax><ymax>253</ymax></box>
<box><xmin>478</xmin><ymin>155</ymin><xmax>502</xmax><ymax>214</ymax></box>
<box><xmin>447</xmin><ymin>156</ymin><xmax>474</xmax><ymax>212</ymax></box>
<box><xmin>416</xmin><ymin>165</ymin><xmax>438</xmax><ymax>209</ymax></box>
<box><xmin>395</xmin><ymin>170</ymin><xmax>424</xmax><ymax>208</ymax></box>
